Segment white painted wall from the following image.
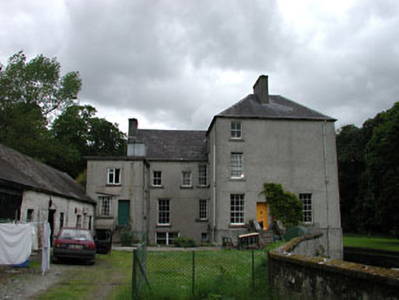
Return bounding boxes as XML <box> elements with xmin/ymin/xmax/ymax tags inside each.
<box><xmin>20</xmin><ymin>190</ymin><xmax>95</xmax><ymax>237</ymax></box>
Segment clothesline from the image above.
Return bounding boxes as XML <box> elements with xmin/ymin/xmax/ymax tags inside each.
<box><xmin>0</xmin><ymin>222</ymin><xmax>51</xmax><ymax>275</ymax></box>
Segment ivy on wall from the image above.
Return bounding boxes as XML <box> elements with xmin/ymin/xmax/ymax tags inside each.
<box><xmin>260</xmin><ymin>183</ymin><xmax>303</xmax><ymax>228</ymax></box>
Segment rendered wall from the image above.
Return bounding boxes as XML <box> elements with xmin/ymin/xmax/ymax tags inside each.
<box><xmin>86</xmin><ymin>159</ymin><xmax>146</xmax><ymax>232</ymax></box>
<box><xmin>148</xmin><ymin>161</ymin><xmax>209</xmax><ymax>244</ymax></box>
<box><xmin>20</xmin><ymin>190</ymin><xmax>95</xmax><ymax>236</ymax></box>
<box><xmin>208</xmin><ymin>117</ymin><xmax>342</xmax><ymax>258</ymax></box>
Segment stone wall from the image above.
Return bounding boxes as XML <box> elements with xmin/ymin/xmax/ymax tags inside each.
<box><xmin>269</xmin><ymin>234</ymin><xmax>399</xmax><ymax>300</ymax></box>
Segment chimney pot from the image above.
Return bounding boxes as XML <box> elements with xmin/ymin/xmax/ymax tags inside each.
<box><xmin>253</xmin><ymin>75</ymin><xmax>269</xmax><ymax>104</ymax></box>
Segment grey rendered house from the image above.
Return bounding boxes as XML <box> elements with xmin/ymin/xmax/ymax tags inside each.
<box><xmin>86</xmin><ymin>75</ymin><xmax>342</xmax><ymax>259</ymax></box>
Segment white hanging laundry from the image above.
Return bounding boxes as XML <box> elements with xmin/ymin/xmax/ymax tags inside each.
<box><xmin>0</xmin><ymin>223</ymin><xmax>33</xmax><ymax>265</ymax></box>
<box><xmin>41</xmin><ymin>222</ymin><xmax>51</xmax><ymax>275</ymax></box>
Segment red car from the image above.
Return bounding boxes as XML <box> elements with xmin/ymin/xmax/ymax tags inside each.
<box><xmin>53</xmin><ymin>227</ymin><xmax>96</xmax><ymax>265</ymax></box>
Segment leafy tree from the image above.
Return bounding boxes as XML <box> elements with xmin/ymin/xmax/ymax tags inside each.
<box><xmin>336</xmin><ymin>125</ymin><xmax>366</xmax><ymax>232</ymax></box>
<box><xmin>365</xmin><ymin>102</ymin><xmax>399</xmax><ymax>234</ymax></box>
<box><xmin>0</xmin><ymin>51</ymin><xmax>81</xmax><ymax>121</ymax></box>
<box><xmin>0</xmin><ymin>51</ymin><xmax>81</xmax><ymax>164</ymax></box>
<box><xmin>51</xmin><ymin>104</ymin><xmax>126</xmax><ymax>177</ymax></box>
<box><xmin>260</xmin><ymin>183</ymin><xmax>303</xmax><ymax>228</ymax></box>
<box><xmin>0</xmin><ymin>52</ymin><xmax>126</xmax><ymax>180</ymax></box>
<box><xmin>337</xmin><ymin>101</ymin><xmax>399</xmax><ymax>235</ymax></box>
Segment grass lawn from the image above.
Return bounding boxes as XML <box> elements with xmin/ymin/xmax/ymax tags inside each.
<box><xmin>114</xmin><ymin>249</ymin><xmax>273</xmax><ymax>300</ymax></box>
<box><xmin>34</xmin><ymin>249</ymin><xmax>274</xmax><ymax>300</ymax></box>
<box><xmin>343</xmin><ymin>234</ymin><xmax>399</xmax><ymax>252</ymax></box>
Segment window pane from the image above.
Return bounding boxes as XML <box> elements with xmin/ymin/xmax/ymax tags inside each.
<box><xmin>199</xmin><ymin>165</ymin><xmax>207</xmax><ymax>186</ymax></box>
<box><xmin>156</xmin><ymin>232</ymin><xmax>167</xmax><ymax>245</ymax></box>
<box><xmin>108</xmin><ymin>169</ymin><xmax>114</xmax><ymax>184</ymax></box>
<box><xmin>231</xmin><ymin>122</ymin><xmax>242</xmax><ymax>138</ymax></box>
<box><xmin>230</xmin><ymin>194</ymin><xmax>244</xmax><ymax>224</ymax></box>
<box><xmin>107</xmin><ymin>168</ymin><xmax>121</xmax><ymax>184</ymax></box>
<box><xmin>153</xmin><ymin>171</ymin><xmax>162</xmax><ymax>186</ymax></box>
<box><xmin>158</xmin><ymin>199</ymin><xmax>170</xmax><ymax>224</ymax></box>
<box><xmin>199</xmin><ymin>199</ymin><xmax>207</xmax><ymax>220</ymax></box>
<box><xmin>182</xmin><ymin>171</ymin><xmax>192</xmax><ymax>186</ymax></box>
<box><xmin>299</xmin><ymin>193</ymin><xmax>312</xmax><ymax>223</ymax></box>
<box><xmin>100</xmin><ymin>196</ymin><xmax>111</xmax><ymax>216</ymax></box>
<box><xmin>231</xmin><ymin>153</ymin><xmax>243</xmax><ymax>178</ymax></box>
<box><xmin>115</xmin><ymin>169</ymin><xmax>121</xmax><ymax>184</ymax></box>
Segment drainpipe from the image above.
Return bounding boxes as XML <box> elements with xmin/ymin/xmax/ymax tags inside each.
<box><xmin>213</xmin><ymin>124</ymin><xmax>217</xmax><ymax>244</ymax></box>
<box><xmin>322</xmin><ymin>120</ymin><xmax>330</xmax><ymax>255</ymax></box>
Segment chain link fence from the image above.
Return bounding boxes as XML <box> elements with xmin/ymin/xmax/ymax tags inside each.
<box><xmin>132</xmin><ymin>248</ymin><xmax>277</xmax><ymax>300</ymax></box>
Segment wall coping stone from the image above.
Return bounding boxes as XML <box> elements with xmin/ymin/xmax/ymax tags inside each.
<box><xmin>270</xmin><ymin>232</ymin><xmax>399</xmax><ymax>287</ymax></box>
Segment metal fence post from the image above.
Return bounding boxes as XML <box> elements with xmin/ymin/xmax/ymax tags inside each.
<box><xmin>132</xmin><ymin>249</ymin><xmax>137</xmax><ymax>299</ymax></box>
<box><xmin>192</xmin><ymin>251</ymin><xmax>196</xmax><ymax>296</ymax></box>
<box><xmin>252</xmin><ymin>250</ymin><xmax>255</xmax><ymax>290</ymax></box>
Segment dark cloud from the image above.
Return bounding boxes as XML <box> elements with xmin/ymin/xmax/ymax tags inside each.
<box><xmin>1</xmin><ymin>0</ymin><xmax>399</xmax><ymax>132</ymax></box>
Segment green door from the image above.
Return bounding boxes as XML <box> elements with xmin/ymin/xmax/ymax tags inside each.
<box><xmin>118</xmin><ymin>200</ymin><xmax>130</xmax><ymax>225</ymax></box>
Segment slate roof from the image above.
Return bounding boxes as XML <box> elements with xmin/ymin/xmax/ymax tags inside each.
<box><xmin>135</xmin><ymin>129</ymin><xmax>207</xmax><ymax>161</ymax></box>
<box><xmin>0</xmin><ymin>143</ymin><xmax>95</xmax><ymax>204</ymax></box>
<box><xmin>216</xmin><ymin>94</ymin><xmax>335</xmax><ymax>121</ymax></box>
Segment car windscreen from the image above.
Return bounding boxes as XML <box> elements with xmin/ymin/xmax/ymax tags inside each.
<box><xmin>59</xmin><ymin>229</ymin><xmax>93</xmax><ymax>241</ymax></box>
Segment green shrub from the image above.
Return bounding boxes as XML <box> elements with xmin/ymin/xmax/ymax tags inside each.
<box><xmin>174</xmin><ymin>236</ymin><xmax>197</xmax><ymax>247</ymax></box>
<box><xmin>121</xmin><ymin>231</ymin><xmax>133</xmax><ymax>246</ymax></box>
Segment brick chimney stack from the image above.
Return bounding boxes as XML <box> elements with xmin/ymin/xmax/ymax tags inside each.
<box><xmin>253</xmin><ymin>75</ymin><xmax>269</xmax><ymax>104</ymax></box>
<box><xmin>128</xmin><ymin>118</ymin><xmax>138</xmax><ymax>143</ymax></box>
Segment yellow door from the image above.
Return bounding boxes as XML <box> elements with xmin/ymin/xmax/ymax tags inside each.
<box><xmin>256</xmin><ymin>203</ymin><xmax>268</xmax><ymax>230</ymax></box>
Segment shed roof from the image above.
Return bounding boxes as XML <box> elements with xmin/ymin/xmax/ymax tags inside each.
<box><xmin>0</xmin><ymin>143</ymin><xmax>95</xmax><ymax>204</ymax></box>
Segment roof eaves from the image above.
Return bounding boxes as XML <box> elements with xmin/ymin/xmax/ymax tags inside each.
<box><xmin>214</xmin><ymin>114</ymin><xmax>337</xmax><ymax>122</ymax></box>
<box><xmin>0</xmin><ymin>178</ymin><xmax>96</xmax><ymax>205</ymax></box>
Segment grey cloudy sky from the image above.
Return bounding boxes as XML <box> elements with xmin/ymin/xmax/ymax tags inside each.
<box><xmin>1</xmin><ymin>0</ymin><xmax>399</xmax><ymax>133</ymax></box>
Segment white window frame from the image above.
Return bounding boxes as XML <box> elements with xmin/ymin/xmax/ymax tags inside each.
<box><xmin>231</xmin><ymin>153</ymin><xmax>244</xmax><ymax>179</ymax></box>
<box><xmin>107</xmin><ymin>168</ymin><xmax>121</xmax><ymax>185</ymax></box>
<box><xmin>300</xmin><ymin>193</ymin><xmax>313</xmax><ymax>223</ymax></box>
<box><xmin>153</xmin><ymin>171</ymin><xmax>162</xmax><ymax>187</ymax></box>
<box><xmin>199</xmin><ymin>199</ymin><xmax>208</xmax><ymax>220</ymax></box>
<box><xmin>182</xmin><ymin>171</ymin><xmax>192</xmax><ymax>187</ymax></box>
<box><xmin>230</xmin><ymin>194</ymin><xmax>245</xmax><ymax>225</ymax></box>
<box><xmin>156</xmin><ymin>232</ymin><xmax>179</xmax><ymax>245</ymax></box>
<box><xmin>231</xmin><ymin>121</ymin><xmax>242</xmax><ymax>139</ymax></box>
<box><xmin>99</xmin><ymin>196</ymin><xmax>112</xmax><ymax>217</ymax></box>
<box><xmin>198</xmin><ymin>164</ymin><xmax>208</xmax><ymax>186</ymax></box>
<box><xmin>158</xmin><ymin>199</ymin><xmax>170</xmax><ymax>225</ymax></box>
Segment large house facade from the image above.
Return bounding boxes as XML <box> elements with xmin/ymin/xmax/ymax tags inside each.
<box><xmin>86</xmin><ymin>75</ymin><xmax>343</xmax><ymax>258</ymax></box>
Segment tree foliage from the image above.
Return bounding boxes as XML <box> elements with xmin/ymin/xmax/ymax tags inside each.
<box><xmin>260</xmin><ymin>183</ymin><xmax>303</xmax><ymax>228</ymax></box>
<box><xmin>0</xmin><ymin>51</ymin><xmax>81</xmax><ymax>121</ymax></box>
<box><xmin>337</xmin><ymin>101</ymin><xmax>399</xmax><ymax>235</ymax></box>
<box><xmin>51</xmin><ymin>105</ymin><xmax>126</xmax><ymax>177</ymax></box>
<box><xmin>0</xmin><ymin>52</ymin><xmax>126</xmax><ymax>179</ymax></box>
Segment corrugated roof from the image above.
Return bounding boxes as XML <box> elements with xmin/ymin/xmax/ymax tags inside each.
<box><xmin>217</xmin><ymin>94</ymin><xmax>335</xmax><ymax>121</ymax></box>
<box><xmin>135</xmin><ymin>130</ymin><xmax>207</xmax><ymax>161</ymax></box>
<box><xmin>0</xmin><ymin>143</ymin><xmax>95</xmax><ymax>204</ymax></box>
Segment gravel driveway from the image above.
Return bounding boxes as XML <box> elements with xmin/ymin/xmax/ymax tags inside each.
<box><xmin>0</xmin><ymin>252</ymin><xmax>127</xmax><ymax>300</ymax></box>
<box><xmin>0</xmin><ymin>255</ymin><xmax>68</xmax><ymax>300</ymax></box>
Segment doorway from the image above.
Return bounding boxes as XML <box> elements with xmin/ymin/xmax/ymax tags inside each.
<box><xmin>256</xmin><ymin>203</ymin><xmax>268</xmax><ymax>230</ymax></box>
<box><xmin>48</xmin><ymin>209</ymin><xmax>55</xmax><ymax>246</ymax></box>
<box><xmin>118</xmin><ymin>200</ymin><xmax>130</xmax><ymax>226</ymax></box>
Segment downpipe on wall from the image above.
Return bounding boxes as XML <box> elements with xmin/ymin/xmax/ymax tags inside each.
<box><xmin>322</xmin><ymin>120</ymin><xmax>330</xmax><ymax>256</ymax></box>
